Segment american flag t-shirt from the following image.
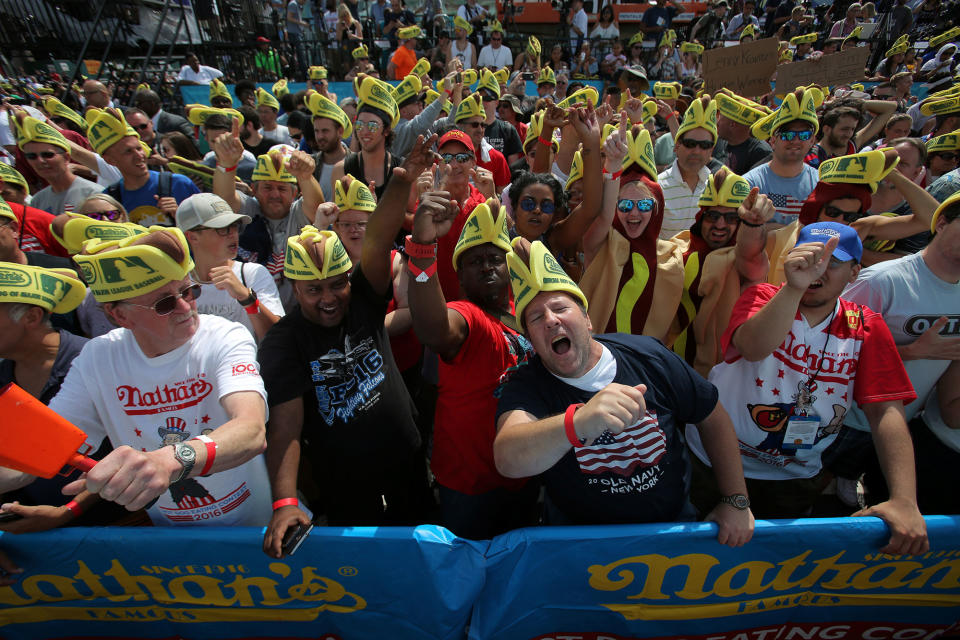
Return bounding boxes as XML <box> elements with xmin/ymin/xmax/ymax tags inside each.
<box><xmin>575</xmin><ymin>411</ymin><xmax>667</xmax><ymax>476</ymax></box>
<box><xmin>768</xmin><ymin>192</ymin><xmax>803</xmax><ymax>226</ymax></box>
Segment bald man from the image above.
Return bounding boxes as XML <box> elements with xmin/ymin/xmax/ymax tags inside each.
<box><xmin>81</xmin><ymin>80</ymin><xmax>113</xmax><ymax>109</ymax></box>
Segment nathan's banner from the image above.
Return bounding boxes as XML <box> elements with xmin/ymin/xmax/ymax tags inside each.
<box><xmin>774</xmin><ymin>47</ymin><xmax>871</xmax><ymax>94</ymax></box>
<box><xmin>702</xmin><ymin>38</ymin><xmax>780</xmax><ymax>97</ymax></box>
<box><xmin>469</xmin><ymin>517</ymin><xmax>960</xmax><ymax>640</ymax></box>
<box><xmin>0</xmin><ymin>525</ymin><xmax>487</xmax><ymax>640</ymax></box>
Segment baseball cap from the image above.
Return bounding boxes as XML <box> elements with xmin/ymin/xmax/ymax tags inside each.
<box><xmin>176</xmin><ymin>193</ymin><xmax>252</xmax><ymax>231</ymax></box>
<box><xmin>795</xmin><ymin>221</ymin><xmax>862</xmax><ymax>263</ymax></box>
<box><xmin>438</xmin><ymin>129</ymin><xmax>476</xmax><ymax>153</ymax></box>
<box><xmin>256</xmin><ymin>36</ymin><xmax>270</xmax><ymax>43</ymax></box>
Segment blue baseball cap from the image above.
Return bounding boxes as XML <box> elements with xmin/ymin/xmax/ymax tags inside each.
<box><xmin>795</xmin><ymin>221</ymin><xmax>862</xmax><ymax>263</ymax></box>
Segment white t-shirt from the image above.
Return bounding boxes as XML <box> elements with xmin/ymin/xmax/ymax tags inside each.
<box><xmin>570</xmin><ymin>8</ymin><xmax>589</xmax><ymax>49</ymax></box>
<box><xmin>196</xmin><ymin>261</ymin><xmax>286</xmax><ymax>338</ymax></box>
<box><xmin>260</xmin><ymin>124</ymin><xmax>293</xmax><ymax>146</ymax></box>
<box><xmin>49</xmin><ymin>315</ymin><xmax>272</xmax><ymax>527</ymax></box>
<box><xmin>94</xmin><ymin>154</ymin><xmax>123</xmax><ymax>186</ymax></box>
<box><xmin>477</xmin><ymin>44</ymin><xmax>514</xmax><ymax>70</ymax></box>
<box><xmin>177</xmin><ymin>65</ymin><xmax>224</xmax><ymax>85</ymax></box>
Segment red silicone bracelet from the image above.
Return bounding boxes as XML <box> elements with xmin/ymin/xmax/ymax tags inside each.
<box><xmin>65</xmin><ymin>500</ymin><xmax>82</xmax><ymax>517</ymax></box>
<box><xmin>408</xmin><ymin>259</ymin><xmax>437</xmax><ymax>283</ymax></box>
<box><xmin>565</xmin><ymin>403</ymin><xmax>585</xmax><ymax>447</ymax></box>
<box><xmin>538</xmin><ymin>135</ymin><xmax>552</xmax><ymax>147</ymax></box>
<box><xmin>194</xmin><ymin>435</ymin><xmax>217</xmax><ymax>476</ymax></box>
<box><xmin>244</xmin><ymin>299</ymin><xmax>260</xmax><ymax>315</ymax></box>
<box><xmin>272</xmin><ymin>498</ymin><xmax>299</xmax><ymax>511</ymax></box>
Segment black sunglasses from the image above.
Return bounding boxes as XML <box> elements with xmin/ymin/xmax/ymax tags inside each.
<box><xmin>123</xmin><ymin>283</ymin><xmax>202</xmax><ymax>316</ymax></box>
<box><xmin>24</xmin><ymin>150</ymin><xmax>63</xmax><ymax>160</ymax></box>
<box><xmin>679</xmin><ymin>138</ymin><xmax>713</xmax><ymax>150</ymax></box>
<box><xmin>703</xmin><ymin>210</ymin><xmax>740</xmax><ymax>224</ymax></box>
<box><xmin>132</xmin><ymin>123</ymin><xmax>151</xmax><ymax>131</ymax></box>
<box><xmin>934</xmin><ymin>152</ymin><xmax>959</xmax><ymax>162</ymax></box>
<box><xmin>823</xmin><ymin>205</ymin><xmax>862</xmax><ymax>223</ymax></box>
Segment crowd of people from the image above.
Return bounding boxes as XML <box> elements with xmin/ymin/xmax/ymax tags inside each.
<box><xmin>4</xmin><ymin>0</ymin><xmax>960</xmax><ymax>584</ymax></box>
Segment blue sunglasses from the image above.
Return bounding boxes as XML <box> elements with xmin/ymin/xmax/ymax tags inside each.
<box><xmin>617</xmin><ymin>198</ymin><xmax>656</xmax><ymax>213</ymax></box>
<box><xmin>777</xmin><ymin>130</ymin><xmax>813</xmax><ymax>142</ymax></box>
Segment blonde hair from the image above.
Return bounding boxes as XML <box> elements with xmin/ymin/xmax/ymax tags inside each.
<box><xmin>79</xmin><ymin>193</ymin><xmax>129</xmax><ymax>222</ymax></box>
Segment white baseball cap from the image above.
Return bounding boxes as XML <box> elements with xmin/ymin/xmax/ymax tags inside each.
<box><xmin>175</xmin><ymin>193</ymin><xmax>251</xmax><ymax>231</ymax></box>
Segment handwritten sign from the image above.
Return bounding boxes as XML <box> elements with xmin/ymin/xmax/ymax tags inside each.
<box><xmin>774</xmin><ymin>47</ymin><xmax>870</xmax><ymax>93</ymax></box>
<box><xmin>702</xmin><ymin>38</ymin><xmax>780</xmax><ymax>97</ymax></box>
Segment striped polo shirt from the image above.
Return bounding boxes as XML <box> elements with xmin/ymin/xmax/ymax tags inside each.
<box><xmin>657</xmin><ymin>160</ymin><xmax>711</xmax><ymax>240</ymax></box>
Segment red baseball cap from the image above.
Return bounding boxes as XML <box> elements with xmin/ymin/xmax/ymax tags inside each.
<box><xmin>437</xmin><ymin>129</ymin><xmax>475</xmax><ymax>153</ymax></box>
<box><xmin>256</xmin><ymin>36</ymin><xmax>270</xmax><ymax>43</ymax></box>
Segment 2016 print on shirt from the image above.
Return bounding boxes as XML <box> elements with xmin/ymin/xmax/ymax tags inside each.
<box><xmin>310</xmin><ymin>335</ymin><xmax>385</xmax><ymax>426</ymax></box>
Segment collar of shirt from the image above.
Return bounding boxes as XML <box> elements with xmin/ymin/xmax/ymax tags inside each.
<box><xmin>152</xmin><ymin>109</ymin><xmax>162</xmax><ymax>129</ymax></box>
<box><xmin>480</xmin><ymin>137</ymin><xmax>493</xmax><ymax>163</ymax></box>
<box><xmin>661</xmin><ymin>159</ymin><xmax>710</xmax><ymax>190</ymax></box>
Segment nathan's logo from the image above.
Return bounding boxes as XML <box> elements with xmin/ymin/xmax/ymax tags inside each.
<box><xmin>116</xmin><ymin>377</ymin><xmax>213</xmax><ymax>415</ymax></box>
<box><xmin>78</xmin><ymin>262</ymin><xmax>96</xmax><ymax>285</ymax></box>
<box><xmin>904</xmin><ymin>314</ymin><xmax>960</xmax><ymax>337</ymax></box>
<box><xmin>541</xmin><ymin>251</ymin><xmax>569</xmax><ymax>279</ymax></box>
<box><xmin>34</xmin><ymin>121</ymin><xmax>62</xmax><ymax>139</ymax></box>
<box><xmin>731</xmin><ymin>180</ymin><xmax>751</xmax><ymax>198</ymax></box>
<box><xmin>587</xmin><ymin>549</ymin><xmax>960</xmax><ymax>620</ymax></box>
<box><xmin>0</xmin><ymin>269</ymin><xmax>29</xmax><ymax>287</ymax></box>
<box><xmin>85</xmin><ymin>225</ymin><xmax>131</xmax><ymax>240</ymax></box>
<box><xmin>95</xmin><ymin>255</ymin><xmax>157</xmax><ymax>284</ymax></box>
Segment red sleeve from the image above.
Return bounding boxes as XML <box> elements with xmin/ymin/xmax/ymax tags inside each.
<box><xmin>853</xmin><ymin>307</ymin><xmax>917</xmax><ymax>406</ymax></box>
<box><xmin>492</xmin><ymin>150</ymin><xmax>510</xmax><ymax>190</ymax></box>
<box><xmin>446</xmin><ymin>300</ymin><xmax>495</xmax><ymax>366</ymax></box>
<box><xmin>719</xmin><ymin>283</ymin><xmax>781</xmax><ymax>361</ymax></box>
<box><xmin>11</xmin><ymin>203</ymin><xmax>68</xmax><ymax>257</ymax></box>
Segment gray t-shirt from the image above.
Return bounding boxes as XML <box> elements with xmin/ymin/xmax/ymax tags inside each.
<box><xmin>29</xmin><ymin>176</ymin><xmax>103</xmax><ymax>215</ymax></box>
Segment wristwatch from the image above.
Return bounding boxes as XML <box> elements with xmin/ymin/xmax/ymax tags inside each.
<box><xmin>720</xmin><ymin>493</ymin><xmax>750</xmax><ymax>510</ymax></box>
<box><xmin>238</xmin><ymin>289</ymin><xmax>258</xmax><ymax>307</ymax></box>
<box><xmin>170</xmin><ymin>442</ymin><xmax>197</xmax><ymax>484</ymax></box>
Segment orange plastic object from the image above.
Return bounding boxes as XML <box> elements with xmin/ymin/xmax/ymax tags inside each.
<box><xmin>0</xmin><ymin>382</ymin><xmax>96</xmax><ymax>478</ymax></box>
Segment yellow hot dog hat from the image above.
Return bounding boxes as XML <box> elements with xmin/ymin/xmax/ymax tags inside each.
<box><xmin>885</xmin><ymin>39</ymin><xmax>910</xmax><ymax>58</ymax></box>
<box><xmin>629</xmin><ymin>32</ymin><xmax>645</xmax><ymax>48</ymax></box>
<box><xmin>493</xmin><ymin>67</ymin><xmax>510</xmax><ymax>86</ymax></box>
<box><xmin>623</xmin><ymin>127</ymin><xmax>658</xmax><ymax>181</ymax></box>
<box><xmin>74</xmin><ymin>227</ymin><xmax>194</xmax><ymax>302</ymax></box>
<box><xmin>478</xmin><ymin>69</ymin><xmax>501</xmax><ymax>99</ymax></box>
<box><xmin>41</xmin><ymin>97</ymin><xmax>87</xmax><ymax>132</ymax></box>
<box><xmin>284</xmin><ymin>226</ymin><xmax>353</xmax><ymax>281</ymax></box>
<box><xmin>437</xmin><ymin>69</ymin><xmax>478</xmax><ymax>94</ymax></box>
<box><xmin>659</xmin><ymin>29</ymin><xmax>677</xmax><ymax>49</ymax></box>
<box><xmin>527</xmin><ymin>36</ymin><xmax>541</xmax><ymax>58</ymax></box>
<box><xmin>920</xmin><ymin>94</ymin><xmax>960</xmax><ymax>117</ymax></box>
<box><xmin>452</xmin><ymin>201</ymin><xmax>512</xmax><ymax>271</ymax></box>
<box><xmin>357</xmin><ymin>76</ymin><xmax>400</xmax><ymax>128</ymax></box>
<box><xmin>353</xmin><ymin>44</ymin><xmax>371</xmax><ymax>59</ymax></box>
<box><xmin>818</xmin><ymin>148</ymin><xmax>900</xmax><ymax>193</ymax></box>
<box><xmin>681</xmin><ymin>42</ymin><xmax>704</xmax><ymax>55</ymax></box>
<box><xmin>523</xmin><ymin>111</ymin><xmax>559</xmax><ymax>153</ymax></box>
<box><xmin>0</xmin><ymin>262</ymin><xmax>86</xmax><ymax>314</ymax></box>
<box><xmin>398</xmin><ymin>25</ymin><xmax>422</xmax><ymax>40</ymax></box>
<box><xmin>675</xmin><ymin>95</ymin><xmax>718</xmax><ymax>142</ymax></box>
<box><xmin>393</xmin><ymin>74</ymin><xmax>423</xmax><ymax>105</ymax></box>
<box><xmin>411</xmin><ymin>57</ymin><xmax>432</xmax><ymax>78</ymax></box>
<box><xmin>565</xmin><ymin>150</ymin><xmax>583</xmax><ymax>190</ymax></box>
<box><xmin>557</xmin><ymin>87</ymin><xmax>599</xmax><ymax>109</ymax></box>
<box><xmin>698</xmin><ymin>168</ymin><xmax>751</xmax><ymax>208</ymax></box>
<box><xmin>273</xmin><ymin>79</ymin><xmax>290</xmax><ymax>98</ymax></box>
<box><xmin>537</xmin><ymin>66</ymin><xmax>556</xmax><ymax>86</ymax></box>
<box><xmin>930</xmin><ymin>189</ymin><xmax>960</xmax><ymax>234</ymax></box>
<box><xmin>209</xmin><ymin>78</ymin><xmax>232</xmax><ymax>104</ymax></box>
<box><xmin>927</xmin><ymin>129</ymin><xmax>960</xmax><ymax>154</ymax></box>
<box><xmin>10</xmin><ymin>111</ymin><xmax>70</xmax><ymax>152</ymax></box>
<box><xmin>455</xmin><ymin>94</ymin><xmax>486</xmax><ymax>123</ymax></box>
<box><xmin>251</xmin><ymin>148</ymin><xmax>298</xmax><ymax>184</ymax></box>
<box><xmin>0</xmin><ymin>163</ymin><xmax>28</xmax><ymax>191</ymax></box>
<box><xmin>750</xmin><ymin>87</ymin><xmax>823</xmax><ymax>139</ymax></box>
<box><xmin>489</xmin><ymin>19</ymin><xmax>504</xmax><ymax>34</ymax></box>
<box><xmin>84</xmin><ymin>107</ymin><xmax>138</xmax><ymax>155</ymax></box>
<box><xmin>791</xmin><ymin>32</ymin><xmax>818</xmax><ymax>45</ymax></box>
<box><xmin>50</xmin><ymin>213</ymin><xmax>147</xmax><ymax>256</ymax></box>
<box><xmin>929</xmin><ymin>27</ymin><xmax>960</xmax><ymax>49</ymax></box>
<box><xmin>424</xmin><ymin>89</ymin><xmax>452</xmax><ymax>112</ymax></box>
<box><xmin>185</xmin><ymin>105</ymin><xmax>244</xmax><ymax>127</ymax></box>
<box><xmin>715</xmin><ymin>90</ymin><xmax>770</xmax><ymax>126</ymax></box>
<box><xmin>334</xmin><ymin>178</ymin><xmax>377</xmax><ymax>212</ymax></box>
<box><xmin>308</xmin><ymin>66</ymin><xmax>328</xmax><ymax>81</ymax></box>
<box><xmin>740</xmin><ymin>24</ymin><xmax>757</xmax><ymax>41</ymax></box>
<box><xmin>255</xmin><ymin>87</ymin><xmax>280</xmax><ymax>111</ymax></box>
<box><xmin>507</xmin><ymin>237</ymin><xmax>587</xmax><ymax>330</ymax></box>
<box><xmin>454</xmin><ymin>16</ymin><xmax>473</xmax><ymax>36</ymax></box>
<box><xmin>653</xmin><ymin>81</ymin><xmax>682</xmax><ymax>101</ymax></box>
<box><xmin>306</xmin><ymin>91</ymin><xmax>353</xmax><ymax>139</ymax></box>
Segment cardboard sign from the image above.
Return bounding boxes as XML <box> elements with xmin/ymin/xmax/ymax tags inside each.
<box><xmin>774</xmin><ymin>46</ymin><xmax>871</xmax><ymax>93</ymax></box>
<box><xmin>702</xmin><ymin>38</ymin><xmax>780</xmax><ymax>97</ymax></box>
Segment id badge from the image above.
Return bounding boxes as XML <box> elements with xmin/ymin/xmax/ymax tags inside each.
<box><xmin>782</xmin><ymin>415</ymin><xmax>820</xmax><ymax>450</ymax></box>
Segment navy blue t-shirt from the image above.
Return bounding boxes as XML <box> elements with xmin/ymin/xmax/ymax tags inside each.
<box><xmin>496</xmin><ymin>333</ymin><xmax>718</xmax><ymax>525</ymax></box>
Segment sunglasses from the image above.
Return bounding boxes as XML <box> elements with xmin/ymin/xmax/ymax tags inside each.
<box><xmin>617</xmin><ymin>198</ymin><xmax>656</xmax><ymax>213</ymax></box>
<box><xmin>290</xmin><ymin>132</ymin><xmax>303</xmax><ymax>140</ymax></box>
<box><xmin>441</xmin><ymin>152</ymin><xmax>474</xmax><ymax>164</ymax></box>
<box><xmin>823</xmin><ymin>205</ymin><xmax>862</xmax><ymax>223</ymax></box>
<box><xmin>679</xmin><ymin>138</ymin><xmax>713</xmax><ymax>150</ymax></box>
<box><xmin>85</xmin><ymin>209</ymin><xmax>123</xmax><ymax>221</ymax></box>
<box><xmin>124</xmin><ymin>283</ymin><xmax>201</xmax><ymax>316</ymax></box>
<box><xmin>519</xmin><ymin>196</ymin><xmax>556</xmax><ymax>215</ymax></box>
<box><xmin>193</xmin><ymin>221</ymin><xmax>242</xmax><ymax>235</ymax></box>
<box><xmin>132</xmin><ymin>123</ymin><xmax>151</xmax><ymax>131</ymax></box>
<box><xmin>480</xmin><ymin>92</ymin><xmax>498</xmax><ymax>102</ymax></box>
<box><xmin>23</xmin><ymin>150</ymin><xmax>63</xmax><ymax>160</ymax></box>
<box><xmin>356</xmin><ymin>120</ymin><xmax>383</xmax><ymax>132</ymax></box>
<box><xmin>703</xmin><ymin>210</ymin><xmax>740</xmax><ymax>224</ymax></box>
<box><xmin>777</xmin><ymin>130</ymin><xmax>813</xmax><ymax>142</ymax></box>
<box><xmin>464</xmin><ymin>121</ymin><xmax>484</xmax><ymax>129</ymax></box>
<box><xmin>934</xmin><ymin>152</ymin><xmax>959</xmax><ymax>162</ymax></box>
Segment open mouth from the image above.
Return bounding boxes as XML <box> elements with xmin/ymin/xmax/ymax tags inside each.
<box><xmin>808</xmin><ymin>279</ymin><xmax>824</xmax><ymax>290</ymax></box>
<box><xmin>551</xmin><ymin>335</ymin><xmax>571</xmax><ymax>355</ymax></box>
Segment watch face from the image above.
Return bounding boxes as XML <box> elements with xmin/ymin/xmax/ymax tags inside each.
<box><xmin>730</xmin><ymin>494</ymin><xmax>749</xmax><ymax>509</ymax></box>
<box><xmin>176</xmin><ymin>442</ymin><xmax>197</xmax><ymax>463</ymax></box>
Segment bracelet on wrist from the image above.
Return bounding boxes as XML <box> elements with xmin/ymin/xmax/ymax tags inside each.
<box><xmin>404</xmin><ymin>235</ymin><xmax>438</xmax><ymax>259</ymax></box>
<box><xmin>408</xmin><ymin>259</ymin><xmax>437</xmax><ymax>283</ymax></box>
<box><xmin>238</xmin><ymin>289</ymin><xmax>257</xmax><ymax>307</ymax></box>
<box><xmin>272</xmin><ymin>498</ymin><xmax>299</xmax><ymax>511</ymax></box>
<box><xmin>538</xmin><ymin>135</ymin><xmax>552</xmax><ymax>147</ymax></box>
<box><xmin>216</xmin><ymin>162</ymin><xmax>239</xmax><ymax>173</ymax></box>
<box><xmin>65</xmin><ymin>500</ymin><xmax>82</xmax><ymax>517</ymax></box>
<box><xmin>564</xmin><ymin>403</ymin><xmax>586</xmax><ymax>448</ymax></box>
<box><xmin>739</xmin><ymin>218</ymin><xmax>763</xmax><ymax>228</ymax></box>
<box><xmin>244</xmin><ymin>299</ymin><xmax>260</xmax><ymax>315</ymax></box>
<box><xmin>193</xmin><ymin>435</ymin><xmax>218</xmax><ymax>476</ymax></box>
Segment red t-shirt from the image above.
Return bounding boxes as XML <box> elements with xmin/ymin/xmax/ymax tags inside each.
<box><xmin>9</xmin><ymin>202</ymin><xmax>68</xmax><ymax>257</ymax></box>
<box><xmin>387</xmin><ymin>249</ymin><xmax>423</xmax><ymax>373</ymax></box>
<box><xmin>432</xmin><ymin>300</ymin><xmax>531</xmax><ymax>494</ymax></box>
<box><xmin>478</xmin><ymin>147</ymin><xmax>511</xmax><ymax>191</ymax></box>
<box><xmin>436</xmin><ymin>183</ymin><xmax>487</xmax><ymax>303</ymax></box>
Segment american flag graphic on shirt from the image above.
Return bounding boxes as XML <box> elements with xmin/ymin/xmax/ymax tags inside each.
<box><xmin>575</xmin><ymin>411</ymin><xmax>667</xmax><ymax>476</ymax></box>
<box><xmin>768</xmin><ymin>193</ymin><xmax>803</xmax><ymax>223</ymax></box>
<box><xmin>266</xmin><ymin>249</ymin><xmax>285</xmax><ymax>279</ymax></box>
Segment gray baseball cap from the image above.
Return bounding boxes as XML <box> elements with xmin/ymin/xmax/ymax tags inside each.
<box><xmin>175</xmin><ymin>193</ymin><xmax>251</xmax><ymax>231</ymax></box>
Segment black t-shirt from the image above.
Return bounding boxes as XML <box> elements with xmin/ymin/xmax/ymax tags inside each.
<box><xmin>484</xmin><ymin>119</ymin><xmax>523</xmax><ymax>160</ymax></box>
<box><xmin>243</xmin><ymin>137</ymin><xmax>275</xmax><ymax>158</ymax></box>
<box><xmin>714</xmin><ymin>137</ymin><xmax>772</xmax><ymax>175</ymax></box>
<box><xmin>496</xmin><ymin>333</ymin><xmax>718</xmax><ymax>525</ymax></box>
<box><xmin>258</xmin><ymin>266</ymin><xmax>421</xmax><ymax>494</ymax></box>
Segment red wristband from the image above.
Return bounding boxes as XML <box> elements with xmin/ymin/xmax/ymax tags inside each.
<box><xmin>194</xmin><ymin>435</ymin><xmax>217</xmax><ymax>476</ymax></box>
<box><xmin>408</xmin><ymin>259</ymin><xmax>437</xmax><ymax>283</ymax></box>
<box><xmin>404</xmin><ymin>235</ymin><xmax>437</xmax><ymax>259</ymax></box>
<box><xmin>244</xmin><ymin>299</ymin><xmax>260</xmax><ymax>315</ymax></box>
<box><xmin>538</xmin><ymin>135</ymin><xmax>552</xmax><ymax>146</ymax></box>
<box><xmin>65</xmin><ymin>500</ymin><xmax>82</xmax><ymax>517</ymax></box>
<box><xmin>611</xmin><ymin>169</ymin><xmax>623</xmax><ymax>180</ymax></box>
<box><xmin>564</xmin><ymin>403</ymin><xmax>585</xmax><ymax>447</ymax></box>
<box><xmin>272</xmin><ymin>498</ymin><xmax>298</xmax><ymax>510</ymax></box>
<box><xmin>217</xmin><ymin>163</ymin><xmax>238</xmax><ymax>173</ymax></box>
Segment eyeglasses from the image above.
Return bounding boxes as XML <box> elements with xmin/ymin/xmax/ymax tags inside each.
<box><xmin>480</xmin><ymin>92</ymin><xmax>498</xmax><ymax>102</ymax></box>
<box><xmin>290</xmin><ymin>132</ymin><xmax>303</xmax><ymax>140</ymax></box>
<box><xmin>823</xmin><ymin>205</ymin><xmax>862</xmax><ymax>223</ymax></box>
<box><xmin>132</xmin><ymin>123</ymin><xmax>151</xmax><ymax>131</ymax></box>
<box><xmin>336</xmin><ymin>221</ymin><xmax>368</xmax><ymax>230</ymax></box>
<box><xmin>934</xmin><ymin>152</ymin><xmax>959</xmax><ymax>162</ymax></box>
<box><xmin>491</xmin><ymin>37</ymin><xmax>502</xmax><ymax>42</ymax></box>
<box><xmin>85</xmin><ymin>209</ymin><xmax>123</xmax><ymax>222</ymax></box>
<box><xmin>617</xmin><ymin>198</ymin><xmax>656</xmax><ymax>213</ymax></box>
<box><xmin>440</xmin><ymin>152</ymin><xmax>474</xmax><ymax>164</ymax></box>
<box><xmin>519</xmin><ymin>197</ymin><xmax>556</xmax><ymax>215</ymax></box>
<box><xmin>702</xmin><ymin>210</ymin><xmax>740</xmax><ymax>224</ymax></box>
<box><xmin>679</xmin><ymin>138</ymin><xmax>714</xmax><ymax>150</ymax></box>
<box><xmin>356</xmin><ymin>120</ymin><xmax>383</xmax><ymax>132</ymax></box>
<box><xmin>777</xmin><ymin>130</ymin><xmax>813</xmax><ymax>142</ymax></box>
<box><xmin>123</xmin><ymin>283</ymin><xmax>201</xmax><ymax>316</ymax></box>
<box><xmin>464</xmin><ymin>121</ymin><xmax>484</xmax><ymax>129</ymax></box>
<box><xmin>23</xmin><ymin>150</ymin><xmax>63</xmax><ymax>160</ymax></box>
<box><xmin>192</xmin><ymin>221</ymin><xmax>242</xmax><ymax>235</ymax></box>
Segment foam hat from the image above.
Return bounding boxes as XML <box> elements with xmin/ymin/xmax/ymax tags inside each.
<box><xmin>740</xmin><ymin>24</ymin><xmax>757</xmax><ymax>40</ymax></box>
<box><xmin>411</xmin><ymin>57</ymin><xmax>431</xmax><ymax>78</ymax></box>
<box><xmin>489</xmin><ymin>19</ymin><xmax>504</xmax><ymax>34</ymax></box>
<box><xmin>272</xmin><ymin>79</ymin><xmax>290</xmax><ymax>98</ymax></box>
<box><xmin>306</xmin><ymin>91</ymin><xmax>352</xmax><ymax>139</ymax></box>
<box><xmin>750</xmin><ymin>87</ymin><xmax>823</xmax><ymax>139</ymax></box>
<box><xmin>0</xmin><ymin>163</ymin><xmax>28</xmax><ymax>191</ymax></box>
<box><xmin>537</xmin><ymin>66</ymin><xmax>556</xmax><ymax>86</ymax></box>
<box><xmin>493</xmin><ymin>68</ymin><xmax>510</xmax><ymax>86</ymax></box>
<box><xmin>452</xmin><ymin>201</ymin><xmax>512</xmax><ymax>271</ymax></box>
<box><xmin>557</xmin><ymin>86</ymin><xmax>599</xmax><ymax>109</ymax></box>
<box><xmin>0</xmin><ymin>263</ymin><xmax>86</xmax><ymax>314</ymax></box>
<box><xmin>284</xmin><ymin>226</ymin><xmax>352</xmax><ymax>281</ymax></box>
<box><xmin>40</xmin><ymin>97</ymin><xmax>86</xmax><ymax>132</ymax></box>
<box><xmin>565</xmin><ymin>151</ymin><xmax>583</xmax><ymax>191</ymax></box>
<box><xmin>920</xmin><ymin>94</ymin><xmax>960</xmax><ymax>117</ymax></box>
<box><xmin>780</xmin><ymin>48</ymin><xmax>794</xmax><ymax>63</ymax></box>
<box><xmin>850</xmin><ymin>83</ymin><xmax>865</xmax><ymax>91</ymax></box>
<box><xmin>209</xmin><ymin>78</ymin><xmax>232</xmax><ymax>104</ymax></box>
<box><xmin>795</xmin><ymin>221</ymin><xmax>862</xmax><ymax>262</ymax></box>
<box><xmin>477</xmin><ymin>69</ymin><xmax>501</xmax><ymax>99</ymax></box>
<box><xmin>255</xmin><ymin>87</ymin><xmax>280</xmax><ymax>111</ymax></box>
<box><xmin>818</xmin><ymin>148</ymin><xmax>900</xmax><ymax>193</ymax></box>
<box><xmin>185</xmin><ymin>105</ymin><xmax>243</xmax><ymax>127</ymax></box>
<box><xmin>791</xmin><ymin>32</ymin><xmax>818</xmax><ymax>45</ymax></box>
<box><xmin>623</xmin><ymin>127</ymin><xmax>658</xmax><ymax>181</ymax></box>
<box><xmin>455</xmin><ymin>94</ymin><xmax>486</xmax><ymax>123</ymax></box>
<box><xmin>680</xmin><ymin>42</ymin><xmax>704</xmax><ymax>55</ymax></box>
<box><xmin>135</xmin><ymin>83</ymin><xmax>150</xmax><ymax>93</ymax></box>
<box><xmin>334</xmin><ymin>178</ymin><xmax>377</xmax><ymax>212</ymax></box>
<box><xmin>929</xmin><ymin>27</ymin><xmax>960</xmax><ymax>49</ymax></box>
<box><xmin>885</xmin><ymin>39</ymin><xmax>909</xmax><ymax>58</ymax></box>
<box><xmin>10</xmin><ymin>111</ymin><xmax>70</xmax><ymax>152</ymax></box>
<box><xmin>653</xmin><ymin>81</ymin><xmax>681</xmax><ymax>101</ymax></box>
<box><xmin>437</xmin><ymin>69</ymin><xmax>478</xmax><ymax>94</ymax></box>
<box><xmin>698</xmin><ymin>169</ymin><xmax>751</xmax><ymax>208</ymax></box>
<box><xmin>715</xmin><ymin>90</ymin><xmax>770</xmax><ymax>126</ymax></box>
<box><xmin>84</xmin><ymin>107</ymin><xmax>138</xmax><ymax>155</ymax></box>
<box><xmin>50</xmin><ymin>213</ymin><xmax>147</xmax><ymax>255</ymax></box>
<box><xmin>527</xmin><ymin>35</ymin><xmax>541</xmax><ymax>57</ymax></box>
<box><xmin>424</xmin><ymin>89</ymin><xmax>452</xmax><ymax>112</ymax></box>
<box><xmin>842</xmin><ymin>25</ymin><xmax>863</xmax><ymax>47</ymax></box>
<box><xmin>0</xmin><ymin>199</ymin><xmax>15</xmax><ymax>223</ymax></box>
<box><xmin>524</xmin><ymin>111</ymin><xmax>558</xmax><ymax>152</ymax></box>
<box><xmin>251</xmin><ymin>148</ymin><xmax>298</xmax><ymax>184</ymax></box>
<box><xmin>454</xmin><ymin>15</ymin><xmax>473</xmax><ymax>35</ymax></box>
<box><xmin>398</xmin><ymin>25</ymin><xmax>422</xmax><ymax>40</ymax></box>
<box><xmin>930</xmin><ymin>189</ymin><xmax>960</xmax><ymax>234</ymax></box>
<box><xmin>392</xmin><ymin>74</ymin><xmax>423</xmax><ymax>105</ymax></box>
<box><xmin>629</xmin><ymin>32</ymin><xmax>645</xmax><ymax>48</ymax></box>
<box><xmin>353</xmin><ymin>44</ymin><xmax>370</xmax><ymax>59</ymax></box>
<box><xmin>676</xmin><ymin>95</ymin><xmax>718</xmax><ymax>142</ymax></box>
<box><xmin>308</xmin><ymin>66</ymin><xmax>328</xmax><ymax>81</ymax></box>
<box><xmin>507</xmin><ymin>237</ymin><xmax>588</xmax><ymax>330</ymax></box>
<box><xmin>74</xmin><ymin>227</ymin><xmax>194</xmax><ymax>302</ymax></box>
<box><xmin>927</xmin><ymin>129</ymin><xmax>960</xmax><ymax>154</ymax></box>
<box><xmin>659</xmin><ymin>29</ymin><xmax>677</xmax><ymax>49</ymax></box>
<box><xmin>357</xmin><ymin>76</ymin><xmax>400</xmax><ymax>128</ymax></box>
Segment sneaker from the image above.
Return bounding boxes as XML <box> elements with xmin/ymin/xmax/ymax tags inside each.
<box><xmin>836</xmin><ymin>476</ymin><xmax>864</xmax><ymax>509</ymax></box>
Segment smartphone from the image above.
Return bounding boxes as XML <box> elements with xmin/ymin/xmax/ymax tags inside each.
<box><xmin>522</xmin><ymin>72</ymin><xmax>535</xmax><ymax>80</ymax></box>
<box><xmin>0</xmin><ymin>512</ymin><xmax>23</xmax><ymax>524</ymax></box>
<box><xmin>281</xmin><ymin>521</ymin><xmax>314</xmax><ymax>557</ymax></box>
<box><xmin>455</xmin><ymin>72</ymin><xmax>462</xmax><ymax>84</ymax></box>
